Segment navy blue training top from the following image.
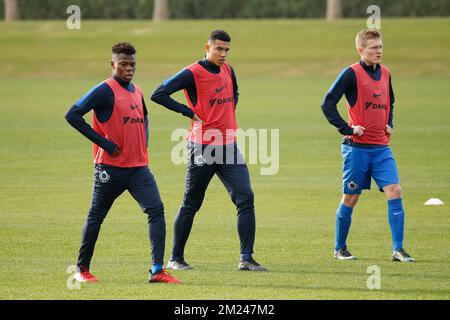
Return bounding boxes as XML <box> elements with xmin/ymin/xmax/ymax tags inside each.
<box><xmin>321</xmin><ymin>60</ymin><xmax>395</xmax><ymax>137</ymax></box>
<box><xmin>65</xmin><ymin>76</ymin><xmax>149</xmax><ymax>155</ymax></box>
<box><xmin>151</xmin><ymin>58</ymin><xmax>239</xmax><ymax>117</ymax></box>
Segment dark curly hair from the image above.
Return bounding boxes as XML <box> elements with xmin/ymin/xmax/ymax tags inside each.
<box><xmin>112</xmin><ymin>42</ymin><xmax>136</xmax><ymax>55</ymax></box>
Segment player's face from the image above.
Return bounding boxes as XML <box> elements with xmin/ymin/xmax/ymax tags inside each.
<box><xmin>111</xmin><ymin>53</ymin><xmax>136</xmax><ymax>82</ymax></box>
<box><xmin>359</xmin><ymin>38</ymin><xmax>383</xmax><ymax>65</ymax></box>
<box><xmin>205</xmin><ymin>39</ymin><xmax>230</xmax><ymax>67</ymax></box>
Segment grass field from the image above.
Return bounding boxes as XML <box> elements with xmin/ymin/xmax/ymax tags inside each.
<box><xmin>0</xmin><ymin>19</ymin><xmax>449</xmax><ymax>300</ymax></box>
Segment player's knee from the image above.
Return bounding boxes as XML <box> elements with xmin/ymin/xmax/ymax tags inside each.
<box><xmin>385</xmin><ymin>184</ymin><xmax>402</xmax><ymax>198</ymax></box>
<box><xmin>87</xmin><ymin>207</ymin><xmax>107</xmax><ymax>223</ymax></box>
<box><xmin>145</xmin><ymin>204</ymin><xmax>165</xmax><ymax>223</ymax></box>
<box><xmin>393</xmin><ymin>185</ymin><xmax>402</xmax><ymax>198</ymax></box>
<box><xmin>181</xmin><ymin>194</ymin><xmax>204</xmax><ymax>213</ymax></box>
<box><xmin>342</xmin><ymin>194</ymin><xmax>359</xmax><ymax>207</ymax></box>
<box><xmin>178</xmin><ymin>206</ymin><xmax>198</xmax><ymax>218</ymax></box>
<box><xmin>237</xmin><ymin>189</ymin><xmax>254</xmax><ymax>210</ymax></box>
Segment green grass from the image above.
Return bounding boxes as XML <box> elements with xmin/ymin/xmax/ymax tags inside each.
<box><xmin>0</xmin><ymin>19</ymin><xmax>449</xmax><ymax>299</ymax></box>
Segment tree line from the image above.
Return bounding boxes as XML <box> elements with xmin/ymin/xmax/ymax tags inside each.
<box><xmin>3</xmin><ymin>0</ymin><xmax>450</xmax><ymax>21</ymax></box>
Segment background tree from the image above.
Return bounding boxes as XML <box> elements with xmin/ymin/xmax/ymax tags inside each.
<box><xmin>153</xmin><ymin>0</ymin><xmax>169</xmax><ymax>21</ymax></box>
<box><xmin>326</xmin><ymin>0</ymin><xmax>342</xmax><ymax>20</ymax></box>
<box><xmin>4</xmin><ymin>0</ymin><xmax>19</xmax><ymax>21</ymax></box>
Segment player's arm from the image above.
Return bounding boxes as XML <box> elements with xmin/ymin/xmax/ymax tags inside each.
<box><xmin>321</xmin><ymin>67</ymin><xmax>363</xmax><ymax>136</ymax></box>
<box><xmin>150</xmin><ymin>69</ymin><xmax>196</xmax><ymax>119</ymax></box>
<box><xmin>142</xmin><ymin>97</ymin><xmax>149</xmax><ymax>147</ymax></box>
<box><xmin>230</xmin><ymin>66</ymin><xmax>239</xmax><ymax>107</ymax></box>
<box><xmin>65</xmin><ymin>83</ymin><xmax>120</xmax><ymax>156</ymax></box>
<box><xmin>386</xmin><ymin>75</ymin><xmax>395</xmax><ymax>135</ymax></box>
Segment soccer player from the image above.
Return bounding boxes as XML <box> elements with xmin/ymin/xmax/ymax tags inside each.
<box><xmin>65</xmin><ymin>42</ymin><xmax>182</xmax><ymax>283</ymax></box>
<box><xmin>151</xmin><ymin>30</ymin><xmax>267</xmax><ymax>271</ymax></box>
<box><xmin>321</xmin><ymin>29</ymin><xmax>415</xmax><ymax>262</ymax></box>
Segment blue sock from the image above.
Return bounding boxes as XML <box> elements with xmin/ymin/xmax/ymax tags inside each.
<box><xmin>388</xmin><ymin>198</ymin><xmax>405</xmax><ymax>252</ymax></box>
<box><xmin>151</xmin><ymin>264</ymin><xmax>163</xmax><ymax>274</ymax></box>
<box><xmin>335</xmin><ymin>203</ymin><xmax>353</xmax><ymax>252</ymax></box>
<box><xmin>240</xmin><ymin>254</ymin><xmax>251</xmax><ymax>262</ymax></box>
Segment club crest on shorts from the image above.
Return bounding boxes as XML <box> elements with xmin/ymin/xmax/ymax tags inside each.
<box><xmin>99</xmin><ymin>170</ymin><xmax>110</xmax><ymax>183</ymax></box>
<box><xmin>347</xmin><ymin>181</ymin><xmax>358</xmax><ymax>191</ymax></box>
<box><xmin>194</xmin><ymin>154</ymin><xmax>206</xmax><ymax>166</ymax></box>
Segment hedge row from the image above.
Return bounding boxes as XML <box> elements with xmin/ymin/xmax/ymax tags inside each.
<box><xmin>1</xmin><ymin>0</ymin><xmax>449</xmax><ymax>19</ymax></box>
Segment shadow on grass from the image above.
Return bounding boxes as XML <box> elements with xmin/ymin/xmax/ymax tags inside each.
<box><xmin>196</xmin><ymin>263</ymin><xmax>450</xmax><ymax>282</ymax></box>
<box><xmin>186</xmin><ymin>281</ymin><xmax>450</xmax><ymax>296</ymax></box>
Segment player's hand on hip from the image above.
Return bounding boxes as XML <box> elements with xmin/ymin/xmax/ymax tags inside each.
<box><xmin>192</xmin><ymin>113</ymin><xmax>203</xmax><ymax>123</ymax></box>
<box><xmin>111</xmin><ymin>146</ymin><xmax>121</xmax><ymax>157</ymax></box>
<box><xmin>385</xmin><ymin>124</ymin><xmax>394</xmax><ymax>136</ymax></box>
<box><xmin>352</xmin><ymin>125</ymin><xmax>365</xmax><ymax>137</ymax></box>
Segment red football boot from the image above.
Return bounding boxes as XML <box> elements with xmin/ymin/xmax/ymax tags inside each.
<box><xmin>149</xmin><ymin>268</ymin><xmax>182</xmax><ymax>284</ymax></box>
<box><xmin>74</xmin><ymin>266</ymin><xmax>99</xmax><ymax>283</ymax></box>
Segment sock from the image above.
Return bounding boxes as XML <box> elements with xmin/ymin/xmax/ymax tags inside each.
<box><xmin>335</xmin><ymin>202</ymin><xmax>353</xmax><ymax>252</ymax></box>
<box><xmin>151</xmin><ymin>264</ymin><xmax>163</xmax><ymax>274</ymax></box>
<box><xmin>240</xmin><ymin>254</ymin><xmax>252</xmax><ymax>262</ymax></box>
<box><xmin>388</xmin><ymin>198</ymin><xmax>405</xmax><ymax>252</ymax></box>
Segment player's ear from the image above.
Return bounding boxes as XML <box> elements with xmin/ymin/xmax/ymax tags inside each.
<box><xmin>205</xmin><ymin>42</ymin><xmax>210</xmax><ymax>53</ymax></box>
<box><xmin>357</xmin><ymin>47</ymin><xmax>364</xmax><ymax>56</ymax></box>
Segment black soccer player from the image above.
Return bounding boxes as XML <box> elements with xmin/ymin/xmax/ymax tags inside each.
<box><xmin>65</xmin><ymin>42</ymin><xmax>182</xmax><ymax>283</ymax></box>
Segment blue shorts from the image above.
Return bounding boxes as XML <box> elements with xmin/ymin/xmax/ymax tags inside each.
<box><xmin>341</xmin><ymin>144</ymin><xmax>399</xmax><ymax>194</ymax></box>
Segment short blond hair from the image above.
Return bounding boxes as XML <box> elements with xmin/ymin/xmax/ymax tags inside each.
<box><xmin>355</xmin><ymin>29</ymin><xmax>382</xmax><ymax>49</ymax></box>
